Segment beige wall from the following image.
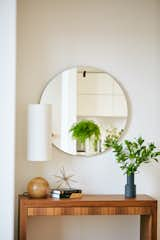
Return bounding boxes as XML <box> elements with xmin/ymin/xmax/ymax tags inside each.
<box><xmin>16</xmin><ymin>0</ymin><xmax>160</xmax><ymax>239</ymax></box>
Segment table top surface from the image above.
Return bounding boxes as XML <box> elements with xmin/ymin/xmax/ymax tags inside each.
<box><xmin>19</xmin><ymin>194</ymin><xmax>157</xmax><ymax>207</ymax></box>
<box><xmin>20</xmin><ymin>194</ymin><xmax>155</xmax><ymax>201</ymax></box>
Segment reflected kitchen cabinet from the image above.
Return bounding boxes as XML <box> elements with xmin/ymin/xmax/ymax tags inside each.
<box><xmin>77</xmin><ymin>71</ymin><xmax>127</xmax><ymax>117</ymax></box>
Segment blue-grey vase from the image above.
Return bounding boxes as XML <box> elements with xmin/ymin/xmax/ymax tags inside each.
<box><xmin>125</xmin><ymin>173</ymin><xmax>136</xmax><ymax>198</ymax></box>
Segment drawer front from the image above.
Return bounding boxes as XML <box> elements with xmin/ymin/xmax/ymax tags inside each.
<box><xmin>28</xmin><ymin>207</ymin><xmax>151</xmax><ymax>216</ymax></box>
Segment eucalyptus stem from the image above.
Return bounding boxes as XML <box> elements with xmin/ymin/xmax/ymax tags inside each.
<box><xmin>104</xmin><ymin>136</ymin><xmax>160</xmax><ymax>175</ymax></box>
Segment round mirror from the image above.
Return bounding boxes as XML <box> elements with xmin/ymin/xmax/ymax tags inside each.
<box><xmin>40</xmin><ymin>66</ymin><xmax>128</xmax><ymax>156</ymax></box>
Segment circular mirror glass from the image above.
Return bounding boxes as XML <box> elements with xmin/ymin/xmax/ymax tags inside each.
<box><xmin>40</xmin><ymin>66</ymin><xmax>128</xmax><ymax>156</ymax></box>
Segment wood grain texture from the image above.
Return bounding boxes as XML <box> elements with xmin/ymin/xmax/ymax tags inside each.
<box><xmin>28</xmin><ymin>206</ymin><xmax>152</xmax><ymax>216</ymax></box>
<box><xmin>140</xmin><ymin>215</ymin><xmax>152</xmax><ymax>240</ymax></box>
<box><xmin>18</xmin><ymin>197</ymin><xmax>28</xmax><ymax>240</ymax></box>
<box><xmin>140</xmin><ymin>205</ymin><xmax>157</xmax><ymax>240</ymax></box>
<box><xmin>20</xmin><ymin>194</ymin><xmax>157</xmax><ymax>207</ymax></box>
<box><xmin>18</xmin><ymin>194</ymin><xmax>157</xmax><ymax>240</ymax></box>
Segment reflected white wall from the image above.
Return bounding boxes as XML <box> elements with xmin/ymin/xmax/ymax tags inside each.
<box><xmin>61</xmin><ymin>68</ymin><xmax>77</xmax><ymax>152</ymax></box>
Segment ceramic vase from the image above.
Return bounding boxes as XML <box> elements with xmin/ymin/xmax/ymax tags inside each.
<box><xmin>125</xmin><ymin>173</ymin><xmax>136</xmax><ymax>198</ymax></box>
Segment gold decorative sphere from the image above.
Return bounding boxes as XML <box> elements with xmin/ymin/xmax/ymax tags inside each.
<box><xmin>27</xmin><ymin>177</ymin><xmax>49</xmax><ymax>198</ymax></box>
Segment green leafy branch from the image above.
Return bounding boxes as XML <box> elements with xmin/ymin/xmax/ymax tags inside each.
<box><xmin>104</xmin><ymin>136</ymin><xmax>160</xmax><ymax>175</ymax></box>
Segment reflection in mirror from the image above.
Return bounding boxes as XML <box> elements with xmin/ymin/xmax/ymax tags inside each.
<box><xmin>40</xmin><ymin>66</ymin><xmax>128</xmax><ymax>156</ymax></box>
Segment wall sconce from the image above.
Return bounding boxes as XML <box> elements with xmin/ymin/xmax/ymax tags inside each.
<box><xmin>27</xmin><ymin>104</ymin><xmax>52</xmax><ymax>161</ymax></box>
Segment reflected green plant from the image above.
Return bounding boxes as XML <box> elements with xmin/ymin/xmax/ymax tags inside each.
<box><xmin>69</xmin><ymin>120</ymin><xmax>100</xmax><ymax>151</ymax></box>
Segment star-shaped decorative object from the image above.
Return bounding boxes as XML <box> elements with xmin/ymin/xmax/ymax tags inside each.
<box><xmin>54</xmin><ymin>167</ymin><xmax>77</xmax><ymax>189</ymax></box>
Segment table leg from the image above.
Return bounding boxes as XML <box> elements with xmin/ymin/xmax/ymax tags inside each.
<box><xmin>18</xmin><ymin>199</ymin><xmax>27</xmax><ymax>240</ymax></box>
<box><xmin>140</xmin><ymin>209</ymin><xmax>157</xmax><ymax>240</ymax></box>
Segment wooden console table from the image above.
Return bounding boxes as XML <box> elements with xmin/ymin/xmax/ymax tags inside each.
<box><xmin>18</xmin><ymin>194</ymin><xmax>157</xmax><ymax>240</ymax></box>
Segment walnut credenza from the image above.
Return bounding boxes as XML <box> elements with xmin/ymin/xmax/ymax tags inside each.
<box><xmin>18</xmin><ymin>194</ymin><xmax>157</xmax><ymax>240</ymax></box>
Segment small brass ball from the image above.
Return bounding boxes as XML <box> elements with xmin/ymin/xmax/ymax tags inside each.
<box><xmin>27</xmin><ymin>177</ymin><xmax>49</xmax><ymax>198</ymax></box>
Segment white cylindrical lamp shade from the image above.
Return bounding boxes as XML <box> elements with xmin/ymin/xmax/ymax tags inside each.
<box><xmin>27</xmin><ymin>104</ymin><xmax>52</xmax><ymax>161</ymax></box>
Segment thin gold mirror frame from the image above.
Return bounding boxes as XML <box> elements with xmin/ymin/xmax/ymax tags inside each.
<box><xmin>40</xmin><ymin>66</ymin><xmax>129</xmax><ymax>156</ymax></box>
